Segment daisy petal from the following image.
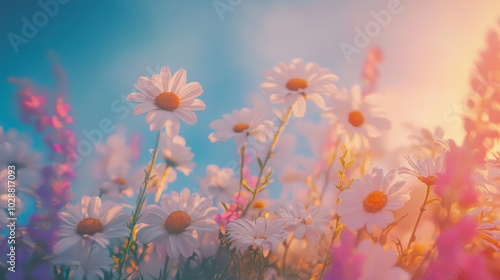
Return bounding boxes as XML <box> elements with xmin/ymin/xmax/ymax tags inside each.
<box><xmin>175</xmin><ymin>109</ymin><xmax>197</xmax><ymax>125</ymax></box>
<box><xmin>170</xmin><ymin>69</ymin><xmax>187</xmax><ymax>94</ymax></box>
<box><xmin>134</xmin><ymin>103</ymin><xmax>157</xmax><ymax>115</ymax></box>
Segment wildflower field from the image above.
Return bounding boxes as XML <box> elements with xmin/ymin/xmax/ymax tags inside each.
<box><xmin>2</xmin><ymin>1</ymin><xmax>500</xmax><ymax>279</ymax></box>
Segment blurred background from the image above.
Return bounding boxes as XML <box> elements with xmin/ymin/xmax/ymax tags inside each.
<box><xmin>1</xmin><ymin>0</ymin><xmax>499</xmax><ymax>201</ymax></box>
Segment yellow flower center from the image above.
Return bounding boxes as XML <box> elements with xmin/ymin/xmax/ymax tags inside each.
<box><xmin>233</xmin><ymin>123</ymin><xmax>250</xmax><ymax>133</ymax></box>
<box><xmin>164</xmin><ymin>211</ymin><xmax>191</xmax><ymax>234</ymax></box>
<box><xmin>154</xmin><ymin>92</ymin><xmax>180</xmax><ymax>111</ymax></box>
<box><xmin>253</xmin><ymin>201</ymin><xmax>266</xmax><ymax>209</ymax></box>
<box><xmin>363</xmin><ymin>191</ymin><xmax>388</xmax><ymax>213</ymax></box>
<box><xmin>286</xmin><ymin>78</ymin><xmax>308</xmax><ymax>91</ymax></box>
<box><xmin>76</xmin><ymin>217</ymin><xmax>104</xmax><ymax>236</ymax></box>
<box><xmin>113</xmin><ymin>178</ymin><xmax>127</xmax><ymax>185</ymax></box>
<box><xmin>253</xmin><ymin>235</ymin><xmax>268</xmax><ymax>240</ymax></box>
<box><xmin>348</xmin><ymin>110</ymin><xmax>365</xmax><ymax>127</ymax></box>
<box><xmin>418</xmin><ymin>176</ymin><xmax>436</xmax><ymax>187</ymax></box>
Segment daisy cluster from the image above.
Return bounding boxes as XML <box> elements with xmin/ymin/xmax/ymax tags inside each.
<box><xmin>3</xmin><ymin>22</ymin><xmax>500</xmax><ymax>280</ymax></box>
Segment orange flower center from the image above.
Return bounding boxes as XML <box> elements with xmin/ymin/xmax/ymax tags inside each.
<box><xmin>363</xmin><ymin>191</ymin><xmax>388</xmax><ymax>213</ymax></box>
<box><xmin>286</xmin><ymin>78</ymin><xmax>308</xmax><ymax>91</ymax></box>
<box><xmin>76</xmin><ymin>217</ymin><xmax>104</xmax><ymax>236</ymax></box>
<box><xmin>253</xmin><ymin>235</ymin><xmax>268</xmax><ymax>240</ymax></box>
<box><xmin>154</xmin><ymin>92</ymin><xmax>180</xmax><ymax>111</ymax></box>
<box><xmin>253</xmin><ymin>201</ymin><xmax>266</xmax><ymax>209</ymax></box>
<box><xmin>233</xmin><ymin>123</ymin><xmax>250</xmax><ymax>133</ymax></box>
<box><xmin>418</xmin><ymin>176</ymin><xmax>437</xmax><ymax>187</ymax></box>
<box><xmin>113</xmin><ymin>178</ymin><xmax>127</xmax><ymax>185</ymax></box>
<box><xmin>164</xmin><ymin>211</ymin><xmax>191</xmax><ymax>234</ymax></box>
<box><xmin>348</xmin><ymin>110</ymin><xmax>365</xmax><ymax>127</ymax></box>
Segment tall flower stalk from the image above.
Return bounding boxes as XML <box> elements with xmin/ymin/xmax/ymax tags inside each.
<box><xmin>406</xmin><ymin>181</ymin><xmax>433</xmax><ymax>253</ymax></box>
<box><xmin>117</xmin><ymin>130</ymin><xmax>162</xmax><ymax>278</ymax></box>
<box><xmin>241</xmin><ymin>107</ymin><xmax>292</xmax><ymax>217</ymax></box>
<box><xmin>237</xmin><ymin>144</ymin><xmax>246</xmax><ymax>196</ymax></box>
<box><xmin>318</xmin><ymin>144</ymin><xmax>352</xmax><ymax>279</ymax></box>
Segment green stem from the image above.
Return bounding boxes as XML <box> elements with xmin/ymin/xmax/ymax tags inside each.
<box><xmin>281</xmin><ymin>237</ymin><xmax>293</xmax><ymax>276</ymax></box>
<box><xmin>219</xmin><ymin>259</ymin><xmax>231</xmax><ymax>279</ymax></box>
<box><xmin>406</xmin><ymin>183</ymin><xmax>433</xmax><ymax>253</ymax></box>
<box><xmin>117</xmin><ymin>130</ymin><xmax>162</xmax><ymax>279</ymax></box>
<box><xmin>155</xmin><ymin>165</ymin><xmax>171</xmax><ymax>203</ymax></box>
<box><xmin>237</xmin><ymin>144</ymin><xmax>246</xmax><ymax>195</ymax></box>
<box><xmin>161</xmin><ymin>255</ymin><xmax>170</xmax><ymax>280</ymax></box>
<box><xmin>241</xmin><ymin>107</ymin><xmax>292</xmax><ymax>217</ymax></box>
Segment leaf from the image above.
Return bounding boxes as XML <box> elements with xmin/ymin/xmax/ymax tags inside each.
<box><xmin>242</xmin><ymin>182</ymin><xmax>253</xmax><ymax>193</ymax></box>
<box><xmin>265</xmin><ymin>171</ymin><xmax>273</xmax><ymax>181</ymax></box>
<box><xmin>257</xmin><ymin>157</ymin><xmax>263</xmax><ymax>168</ymax></box>
<box><xmin>426</xmin><ymin>197</ymin><xmax>441</xmax><ymax>205</ymax></box>
<box><xmin>259</xmin><ymin>180</ymin><xmax>273</xmax><ymax>192</ymax></box>
<box><xmin>257</xmin><ymin>185</ymin><xmax>268</xmax><ymax>193</ymax></box>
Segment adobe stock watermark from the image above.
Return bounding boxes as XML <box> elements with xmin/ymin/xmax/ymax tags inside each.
<box><xmin>7</xmin><ymin>0</ymin><xmax>71</xmax><ymax>54</ymax></box>
<box><xmin>339</xmin><ymin>0</ymin><xmax>403</xmax><ymax>63</ymax></box>
<box><xmin>68</xmin><ymin>94</ymin><xmax>134</xmax><ymax>167</ymax></box>
<box><xmin>213</xmin><ymin>0</ymin><xmax>245</xmax><ymax>21</ymax></box>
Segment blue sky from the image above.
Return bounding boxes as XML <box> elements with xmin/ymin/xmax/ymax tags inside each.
<box><xmin>1</xmin><ymin>0</ymin><xmax>499</xmax><ymax>202</ymax></box>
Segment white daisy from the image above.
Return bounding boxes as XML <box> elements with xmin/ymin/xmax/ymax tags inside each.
<box><xmin>53</xmin><ymin>245</ymin><xmax>115</xmax><ymax>280</ymax></box>
<box><xmin>399</xmin><ymin>156</ymin><xmax>445</xmax><ymax>187</ymax></box>
<box><xmin>323</xmin><ymin>85</ymin><xmax>391</xmax><ymax>148</ymax></box>
<box><xmin>357</xmin><ymin>240</ymin><xmax>410</xmax><ymax>280</ymax></box>
<box><xmin>468</xmin><ymin>207</ymin><xmax>500</xmax><ymax>250</ymax></box>
<box><xmin>226</xmin><ymin>217</ymin><xmax>288</xmax><ymax>257</ymax></box>
<box><xmin>93</xmin><ymin>130</ymin><xmax>134</xmax><ymax>180</ymax></box>
<box><xmin>0</xmin><ymin>128</ymin><xmax>41</xmax><ymax>194</ymax></box>
<box><xmin>272</xmin><ymin>202</ymin><xmax>329</xmax><ymax>243</ymax></box>
<box><xmin>54</xmin><ymin>196</ymin><xmax>130</xmax><ymax>254</ymax></box>
<box><xmin>199</xmin><ymin>164</ymin><xmax>238</xmax><ymax>203</ymax></box>
<box><xmin>473</xmin><ymin>171</ymin><xmax>497</xmax><ymax>198</ymax></box>
<box><xmin>208</xmin><ymin>108</ymin><xmax>274</xmax><ymax>148</ymax></box>
<box><xmin>260</xmin><ymin>58</ymin><xmax>338</xmax><ymax>117</ymax></box>
<box><xmin>159</xmin><ymin>134</ymin><xmax>195</xmax><ymax>177</ymax></box>
<box><xmin>337</xmin><ymin>168</ymin><xmax>410</xmax><ymax>233</ymax></box>
<box><xmin>477</xmin><ymin>219</ymin><xmax>500</xmax><ymax>251</ymax></box>
<box><xmin>99</xmin><ymin>163</ymin><xmax>144</xmax><ymax>202</ymax></box>
<box><xmin>127</xmin><ymin>66</ymin><xmax>205</xmax><ymax>135</ymax></box>
<box><xmin>407</xmin><ymin>126</ymin><xmax>449</xmax><ymax>157</ymax></box>
<box><xmin>72</xmin><ymin>247</ymin><xmax>115</xmax><ymax>280</ymax></box>
<box><xmin>136</xmin><ymin>188</ymin><xmax>218</xmax><ymax>259</ymax></box>
<box><xmin>241</xmin><ymin>190</ymin><xmax>272</xmax><ymax>220</ymax></box>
